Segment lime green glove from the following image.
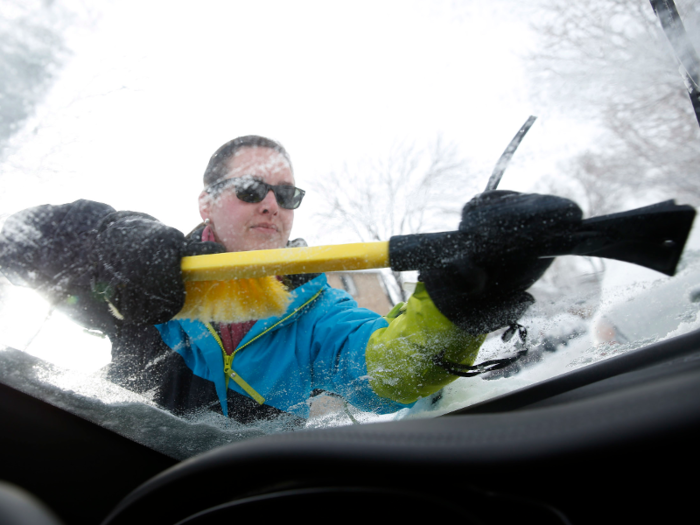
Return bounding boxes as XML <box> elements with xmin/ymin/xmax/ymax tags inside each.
<box><xmin>365</xmin><ymin>282</ymin><xmax>485</xmax><ymax>405</ymax></box>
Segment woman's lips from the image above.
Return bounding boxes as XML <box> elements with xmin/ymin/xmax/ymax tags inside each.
<box><xmin>251</xmin><ymin>223</ymin><xmax>279</xmax><ymax>233</ymax></box>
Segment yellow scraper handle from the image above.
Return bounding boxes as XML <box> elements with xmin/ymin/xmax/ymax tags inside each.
<box><xmin>181</xmin><ymin>241</ymin><xmax>391</xmax><ymax>282</ymax></box>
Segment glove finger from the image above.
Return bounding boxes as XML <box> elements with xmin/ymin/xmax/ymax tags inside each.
<box><xmin>480</xmin><ymin>255</ymin><xmax>555</xmax><ymax>294</ymax></box>
<box><xmin>420</xmin><ymin>258</ymin><xmax>487</xmax><ymax>298</ymax></box>
<box><xmin>184</xmin><ymin>240</ymin><xmax>226</xmax><ymax>256</ymax></box>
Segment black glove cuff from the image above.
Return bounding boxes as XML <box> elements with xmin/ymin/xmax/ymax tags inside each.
<box><xmin>422</xmin><ymin>272</ymin><xmax>535</xmax><ymax>335</ymax></box>
<box><xmin>451</xmin><ymin>291</ymin><xmax>535</xmax><ymax>335</ymax></box>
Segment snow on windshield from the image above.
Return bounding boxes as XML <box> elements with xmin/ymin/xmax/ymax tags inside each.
<box><xmin>2</xmin><ymin>249</ymin><xmax>699</xmax><ymax>458</ymax></box>
<box><xmin>0</xmin><ymin>346</ymin><xmax>269</xmax><ymax>460</ymax></box>
<box><xmin>397</xmin><ymin>252</ymin><xmax>700</xmax><ymax>420</ymax></box>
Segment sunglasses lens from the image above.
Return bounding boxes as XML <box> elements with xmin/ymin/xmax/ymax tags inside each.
<box><xmin>290</xmin><ymin>188</ymin><xmax>305</xmax><ymax>209</ymax></box>
<box><xmin>272</xmin><ymin>186</ymin><xmax>299</xmax><ymax>209</ymax></box>
<box><xmin>235</xmin><ymin>180</ymin><xmax>268</xmax><ymax>203</ymax></box>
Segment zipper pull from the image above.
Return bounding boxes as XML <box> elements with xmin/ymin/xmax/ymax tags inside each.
<box><xmin>226</xmin><ymin>369</ymin><xmax>266</xmax><ymax>405</ymax></box>
<box><xmin>223</xmin><ymin>354</ymin><xmax>234</xmax><ymax>389</ymax></box>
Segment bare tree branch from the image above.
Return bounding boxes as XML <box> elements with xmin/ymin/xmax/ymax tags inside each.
<box><xmin>314</xmin><ymin>136</ymin><xmax>478</xmax><ymax>303</ymax></box>
<box><xmin>526</xmin><ymin>0</ymin><xmax>700</xmax><ymax>211</ymax></box>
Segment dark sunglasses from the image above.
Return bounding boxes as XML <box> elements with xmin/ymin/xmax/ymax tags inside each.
<box><xmin>206</xmin><ymin>176</ymin><xmax>305</xmax><ymax>210</ymax></box>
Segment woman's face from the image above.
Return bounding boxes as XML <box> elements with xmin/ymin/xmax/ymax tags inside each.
<box><xmin>198</xmin><ymin>146</ymin><xmax>295</xmax><ymax>252</ymax></box>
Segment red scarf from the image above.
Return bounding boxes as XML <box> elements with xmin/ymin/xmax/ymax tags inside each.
<box><xmin>218</xmin><ymin>320</ymin><xmax>256</xmax><ymax>355</ymax></box>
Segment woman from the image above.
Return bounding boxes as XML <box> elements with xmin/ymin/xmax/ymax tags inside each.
<box><xmin>0</xmin><ymin>135</ymin><xmax>577</xmax><ymax>426</ymax></box>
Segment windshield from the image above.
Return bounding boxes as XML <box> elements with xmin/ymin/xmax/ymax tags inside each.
<box><xmin>1</xmin><ymin>0</ymin><xmax>698</xmax><ymax>460</ymax></box>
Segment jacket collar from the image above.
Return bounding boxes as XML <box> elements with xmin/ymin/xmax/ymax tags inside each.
<box><xmin>236</xmin><ymin>273</ymin><xmax>327</xmax><ymax>347</ymax></box>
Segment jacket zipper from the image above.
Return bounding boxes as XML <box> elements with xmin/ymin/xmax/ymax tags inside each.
<box><xmin>205</xmin><ymin>288</ymin><xmax>324</xmax><ymax>406</ymax></box>
<box><xmin>204</xmin><ymin>324</ymin><xmax>266</xmax><ymax>405</ymax></box>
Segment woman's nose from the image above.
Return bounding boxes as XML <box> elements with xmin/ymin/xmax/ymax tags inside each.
<box><xmin>260</xmin><ymin>189</ymin><xmax>279</xmax><ymax>213</ymax></box>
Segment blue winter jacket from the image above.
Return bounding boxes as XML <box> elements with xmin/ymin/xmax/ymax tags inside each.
<box><xmin>156</xmin><ymin>273</ymin><xmax>412</xmax><ymax>418</ymax></box>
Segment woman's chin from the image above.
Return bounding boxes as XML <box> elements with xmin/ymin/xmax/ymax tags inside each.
<box><xmin>236</xmin><ymin>238</ymin><xmax>287</xmax><ymax>252</ymax></box>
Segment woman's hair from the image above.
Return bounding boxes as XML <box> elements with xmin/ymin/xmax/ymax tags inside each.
<box><xmin>202</xmin><ymin>135</ymin><xmax>293</xmax><ymax>188</ymax></box>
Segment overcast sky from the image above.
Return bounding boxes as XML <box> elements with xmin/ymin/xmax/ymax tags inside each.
<box><xmin>1</xmin><ymin>0</ymin><xmax>593</xmax><ymax>246</ymax></box>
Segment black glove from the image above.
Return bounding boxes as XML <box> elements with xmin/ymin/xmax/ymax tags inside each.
<box><xmin>90</xmin><ymin>212</ymin><xmax>225</xmax><ymax>324</ymax></box>
<box><xmin>184</xmin><ymin>236</ymin><xmax>227</xmax><ymax>257</ymax></box>
<box><xmin>420</xmin><ymin>191</ymin><xmax>582</xmax><ymax>335</ymax></box>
